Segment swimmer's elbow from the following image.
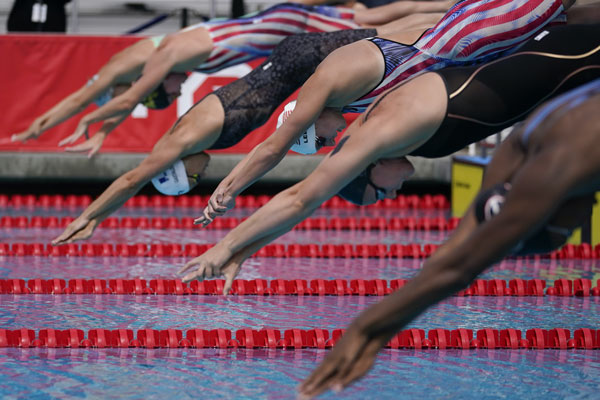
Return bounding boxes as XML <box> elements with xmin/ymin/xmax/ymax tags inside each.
<box><xmin>118</xmin><ymin>95</ymin><xmax>138</xmax><ymax>112</ymax></box>
<box><xmin>121</xmin><ymin>169</ymin><xmax>144</xmax><ymax>193</ymax></box>
<box><xmin>293</xmin><ymin>186</ymin><xmax>323</xmax><ymax>215</ymax></box>
<box><xmin>258</xmin><ymin>141</ymin><xmax>287</xmax><ymax>165</ymax></box>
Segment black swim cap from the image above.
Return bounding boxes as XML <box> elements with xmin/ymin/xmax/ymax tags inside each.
<box><xmin>474</xmin><ymin>183</ymin><xmax>511</xmax><ymax>223</ymax></box>
<box><xmin>338</xmin><ymin>167</ymin><xmax>371</xmax><ymax>205</ymax></box>
<box><xmin>474</xmin><ymin>182</ymin><xmax>569</xmax><ymax>255</ymax></box>
<box><xmin>141</xmin><ymin>83</ymin><xmax>173</xmax><ymax>110</ymax></box>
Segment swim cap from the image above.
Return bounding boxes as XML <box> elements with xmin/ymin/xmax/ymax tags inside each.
<box><xmin>142</xmin><ymin>83</ymin><xmax>173</xmax><ymax>110</ymax></box>
<box><xmin>474</xmin><ymin>183</ymin><xmax>511</xmax><ymax>223</ymax></box>
<box><xmin>88</xmin><ymin>75</ymin><xmax>114</xmax><ymax>107</ymax></box>
<box><xmin>473</xmin><ymin>182</ymin><xmax>570</xmax><ymax>255</ymax></box>
<box><xmin>277</xmin><ymin>101</ymin><xmax>318</xmax><ymax>155</ymax></box>
<box><xmin>151</xmin><ymin>160</ymin><xmax>190</xmax><ymax>195</ymax></box>
<box><xmin>338</xmin><ymin>164</ymin><xmax>387</xmax><ymax>206</ymax></box>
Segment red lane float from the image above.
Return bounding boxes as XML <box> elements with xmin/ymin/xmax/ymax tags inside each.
<box><xmin>1</xmin><ymin>215</ymin><xmax>460</xmax><ymax>232</ymax></box>
<box><xmin>0</xmin><ymin>242</ymin><xmax>594</xmax><ymax>259</ymax></box>
<box><xmin>0</xmin><ymin>194</ymin><xmax>449</xmax><ymax>210</ymax></box>
<box><xmin>0</xmin><ymin>328</ymin><xmax>596</xmax><ymax>349</ymax></box>
<box><xmin>1</xmin><ymin>278</ymin><xmax>599</xmax><ymax>297</ymax></box>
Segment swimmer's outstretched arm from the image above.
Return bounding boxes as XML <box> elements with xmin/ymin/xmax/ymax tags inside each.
<box><xmin>197</xmin><ymin>41</ymin><xmax>384</xmax><ymax>226</ymax></box>
<box><xmin>52</xmin><ymin>140</ymin><xmax>187</xmax><ymax>245</ymax></box>
<box><xmin>10</xmin><ymin>39</ymin><xmax>154</xmax><ymax>143</ymax></box>
<box><xmin>52</xmin><ymin>98</ymin><xmax>223</xmax><ymax>245</ymax></box>
<box><xmin>180</xmin><ymin>74</ymin><xmax>444</xmax><ymax>279</ymax></box>
<box><xmin>298</xmin><ymin>135</ymin><xmax>589</xmax><ymax>398</ymax></box>
<box><xmin>67</xmin><ymin>28</ymin><xmax>210</xmax><ymax>143</ymax></box>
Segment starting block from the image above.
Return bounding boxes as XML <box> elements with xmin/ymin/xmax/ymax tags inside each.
<box><xmin>451</xmin><ymin>155</ymin><xmax>599</xmax><ymax>246</ymax></box>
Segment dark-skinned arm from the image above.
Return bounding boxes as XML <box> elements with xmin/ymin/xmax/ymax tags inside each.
<box><xmin>299</xmin><ymin>143</ymin><xmax>584</xmax><ymax>397</ymax></box>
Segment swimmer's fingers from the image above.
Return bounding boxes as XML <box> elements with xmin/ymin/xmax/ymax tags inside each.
<box><xmin>64</xmin><ymin>133</ymin><xmax>106</xmax><ymax>158</ymax></box>
<box><xmin>178</xmin><ymin>256</ymin><xmax>216</xmax><ymax>278</ymax></box>
<box><xmin>222</xmin><ymin>260</ymin><xmax>243</xmax><ymax>295</ymax></box>
<box><xmin>192</xmin><ymin>209</ymin><xmax>213</xmax><ymax>227</ymax></box>
<box><xmin>193</xmin><ymin>214</ymin><xmax>210</xmax><ymax>226</ymax></box>
<box><xmin>0</xmin><ymin>136</ymin><xmax>14</xmax><ymax>145</ymax></box>
<box><xmin>59</xmin><ymin>120</ymin><xmax>90</xmax><ymax>147</ymax></box>
<box><xmin>178</xmin><ymin>256</ymin><xmax>203</xmax><ymax>275</ymax></box>
<box><xmin>51</xmin><ymin>217</ymin><xmax>91</xmax><ymax>245</ymax></box>
<box><xmin>63</xmin><ymin>220</ymin><xmax>97</xmax><ymax>243</ymax></box>
<box><xmin>299</xmin><ymin>329</ymin><xmax>379</xmax><ymax>398</ymax></box>
<box><xmin>193</xmin><ymin>205</ymin><xmax>221</xmax><ymax>227</ymax></box>
<box><xmin>208</xmin><ymin>194</ymin><xmax>229</xmax><ymax>215</ymax></box>
<box><xmin>10</xmin><ymin>130</ymin><xmax>36</xmax><ymax>143</ymax></box>
<box><xmin>298</xmin><ymin>357</ymin><xmax>342</xmax><ymax>399</ymax></box>
<box><xmin>330</xmin><ymin>339</ymin><xmax>380</xmax><ymax>392</ymax></box>
<box><xmin>180</xmin><ymin>262</ymin><xmax>219</xmax><ymax>283</ymax></box>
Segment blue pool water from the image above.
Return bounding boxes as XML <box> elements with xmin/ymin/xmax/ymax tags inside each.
<box><xmin>1</xmin><ymin>205</ymin><xmax>600</xmax><ymax>399</ymax></box>
<box><xmin>2</xmin><ymin>349</ymin><xmax>600</xmax><ymax>399</ymax></box>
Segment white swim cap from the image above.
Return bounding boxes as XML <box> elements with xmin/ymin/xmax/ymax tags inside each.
<box><xmin>151</xmin><ymin>160</ymin><xmax>190</xmax><ymax>196</ymax></box>
<box><xmin>87</xmin><ymin>74</ymin><xmax>114</xmax><ymax>107</ymax></box>
<box><xmin>277</xmin><ymin>101</ymin><xmax>318</xmax><ymax>155</ymax></box>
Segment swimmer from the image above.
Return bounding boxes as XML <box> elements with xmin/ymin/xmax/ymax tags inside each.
<box><xmin>7</xmin><ymin>3</ymin><xmax>364</xmax><ymax>154</ymax></box>
<box><xmin>299</xmin><ymin>78</ymin><xmax>600</xmax><ymax>398</ymax></box>
<box><xmin>197</xmin><ymin>0</ymin><xmax>574</xmax><ymax>226</ymax></box>
<box><xmin>291</xmin><ymin>0</ymin><xmax>457</xmax><ymax>26</ymax></box>
<box><xmin>50</xmin><ymin>20</ymin><xmax>437</xmax><ymax>245</ymax></box>
<box><xmin>176</xmin><ymin>23</ymin><xmax>599</xmax><ymax>293</ymax></box>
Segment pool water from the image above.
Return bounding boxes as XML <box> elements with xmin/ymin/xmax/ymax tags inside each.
<box><xmin>1</xmin><ymin>203</ymin><xmax>600</xmax><ymax>399</ymax></box>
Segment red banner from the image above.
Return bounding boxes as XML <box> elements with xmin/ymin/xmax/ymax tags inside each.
<box><xmin>0</xmin><ymin>34</ymin><xmax>354</xmax><ymax>155</ymax></box>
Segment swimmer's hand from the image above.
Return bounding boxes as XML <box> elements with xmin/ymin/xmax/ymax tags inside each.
<box><xmin>63</xmin><ymin>132</ymin><xmax>107</xmax><ymax>158</ymax></box>
<box><xmin>194</xmin><ymin>188</ymin><xmax>236</xmax><ymax>227</ymax></box>
<box><xmin>52</xmin><ymin>217</ymin><xmax>99</xmax><ymax>245</ymax></box>
<box><xmin>298</xmin><ymin>322</ymin><xmax>387</xmax><ymax>399</ymax></box>
<box><xmin>59</xmin><ymin>119</ymin><xmax>90</xmax><ymax>148</ymax></box>
<box><xmin>9</xmin><ymin>117</ymin><xmax>47</xmax><ymax>143</ymax></box>
<box><xmin>178</xmin><ymin>246</ymin><xmax>241</xmax><ymax>295</ymax></box>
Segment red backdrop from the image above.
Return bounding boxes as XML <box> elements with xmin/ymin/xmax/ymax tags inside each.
<box><xmin>0</xmin><ymin>34</ymin><xmax>356</xmax><ymax>155</ymax></box>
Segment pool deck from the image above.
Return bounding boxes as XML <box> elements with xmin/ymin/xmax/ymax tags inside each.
<box><xmin>0</xmin><ymin>152</ymin><xmax>451</xmax><ymax>184</ymax></box>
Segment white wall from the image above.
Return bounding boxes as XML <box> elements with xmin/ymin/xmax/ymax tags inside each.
<box><xmin>0</xmin><ymin>0</ymin><xmax>281</xmax><ymax>35</ymax></box>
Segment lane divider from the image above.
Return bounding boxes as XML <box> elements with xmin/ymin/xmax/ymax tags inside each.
<box><xmin>0</xmin><ymin>242</ymin><xmax>593</xmax><ymax>259</ymax></box>
<box><xmin>0</xmin><ymin>216</ymin><xmax>458</xmax><ymax>231</ymax></box>
<box><xmin>0</xmin><ymin>328</ymin><xmax>597</xmax><ymax>349</ymax></box>
<box><xmin>0</xmin><ymin>278</ymin><xmax>597</xmax><ymax>296</ymax></box>
<box><xmin>0</xmin><ymin>194</ymin><xmax>449</xmax><ymax>210</ymax></box>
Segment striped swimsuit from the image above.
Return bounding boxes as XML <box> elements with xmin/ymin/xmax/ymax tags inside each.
<box><xmin>343</xmin><ymin>0</ymin><xmax>566</xmax><ymax>113</ymax></box>
<box><xmin>192</xmin><ymin>3</ymin><xmax>358</xmax><ymax>74</ymax></box>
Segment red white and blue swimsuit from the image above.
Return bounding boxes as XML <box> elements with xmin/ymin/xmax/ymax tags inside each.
<box><xmin>191</xmin><ymin>3</ymin><xmax>358</xmax><ymax>74</ymax></box>
<box><xmin>344</xmin><ymin>0</ymin><xmax>566</xmax><ymax>113</ymax></box>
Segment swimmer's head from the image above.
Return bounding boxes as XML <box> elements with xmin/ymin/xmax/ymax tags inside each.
<box><xmin>473</xmin><ymin>183</ymin><xmax>594</xmax><ymax>256</ymax></box>
<box><xmin>142</xmin><ymin>72</ymin><xmax>188</xmax><ymax>110</ymax></box>
<box><xmin>277</xmin><ymin>101</ymin><xmax>345</xmax><ymax>155</ymax></box>
<box><xmin>151</xmin><ymin>152</ymin><xmax>210</xmax><ymax>195</ymax></box>
<box><xmin>338</xmin><ymin>157</ymin><xmax>415</xmax><ymax>205</ymax></box>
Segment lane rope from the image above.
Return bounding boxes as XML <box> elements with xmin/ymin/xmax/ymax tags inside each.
<box><xmin>0</xmin><ymin>242</ymin><xmax>593</xmax><ymax>259</ymax></box>
<box><xmin>1</xmin><ymin>278</ymin><xmax>597</xmax><ymax>296</ymax></box>
<box><xmin>0</xmin><ymin>327</ymin><xmax>597</xmax><ymax>349</ymax></box>
<box><xmin>1</xmin><ymin>215</ymin><xmax>458</xmax><ymax>231</ymax></box>
<box><xmin>0</xmin><ymin>194</ymin><xmax>449</xmax><ymax>210</ymax></box>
